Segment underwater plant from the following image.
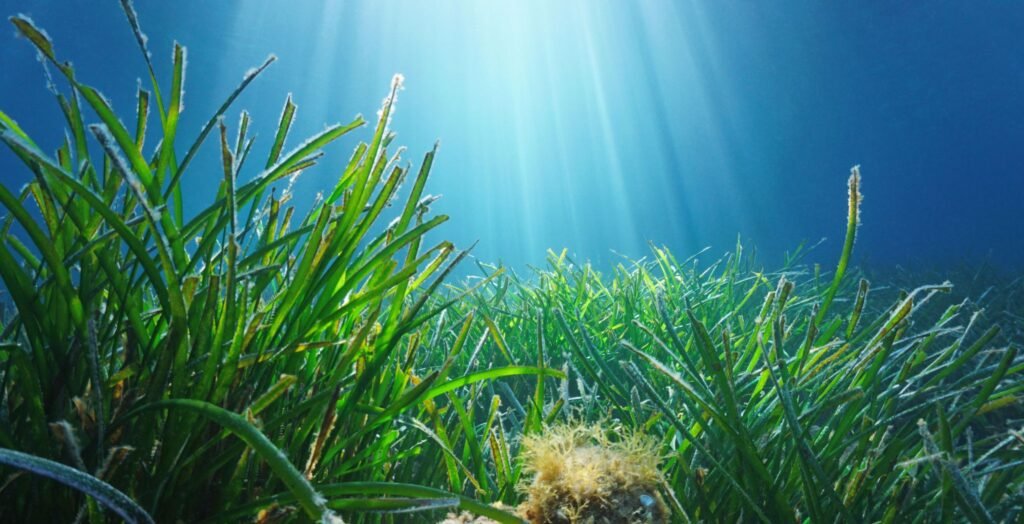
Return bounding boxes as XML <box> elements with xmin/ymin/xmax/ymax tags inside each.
<box><xmin>0</xmin><ymin>2</ymin><xmax>542</xmax><ymax>522</ymax></box>
<box><xmin>2</xmin><ymin>2</ymin><xmax>1022</xmax><ymax>524</ymax></box>
<box><xmin>439</xmin><ymin>422</ymin><xmax>667</xmax><ymax>524</ymax></box>
<box><xmin>409</xmin><ymin>168</ymin><xmax>1023</xmax><ymax>522</ymax></box>
<box><xmin>516</xmin><ymin>422</ymin><xmax>668</xmax><ymax>524</ymax></box>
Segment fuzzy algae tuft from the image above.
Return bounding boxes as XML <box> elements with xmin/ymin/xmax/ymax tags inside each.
<box><xmin>439</xmin><ymin>422</ymin><xmax>668</xmax><ymax>524</ymax></box>
<box><xmin>515</xmin><ymin>423</ymin><xmax>668</xmax><ymax>524</ymax></box>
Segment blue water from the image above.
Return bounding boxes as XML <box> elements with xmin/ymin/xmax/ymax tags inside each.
<box><xmin>2</xmin><ymin>1</ymin><xmax>1022</xmax><ymax>271</ymax></box>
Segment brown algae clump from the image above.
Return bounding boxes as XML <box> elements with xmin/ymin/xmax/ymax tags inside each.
<box><xmin>517</xmin><ymin>423</ymin><xmax>669</xmax><ymax>523</ymax></box>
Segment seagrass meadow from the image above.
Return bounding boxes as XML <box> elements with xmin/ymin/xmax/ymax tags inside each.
<box><xmin>1</xmin><ymin>3</ymin><xmax>1023</xmax><ymax>523</ymax></box>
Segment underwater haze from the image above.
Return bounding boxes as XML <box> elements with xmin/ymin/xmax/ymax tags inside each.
<box><xmin>2</xmin><ymin>0</ymin><xmax>1023</xmax><ymax>271</ymax></box>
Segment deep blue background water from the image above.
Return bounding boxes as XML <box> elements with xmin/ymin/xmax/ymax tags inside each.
<box><xmin>2</xmin><ymin>1</ymin><xmax>1022</xmax><ymax>272</ymax></box>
